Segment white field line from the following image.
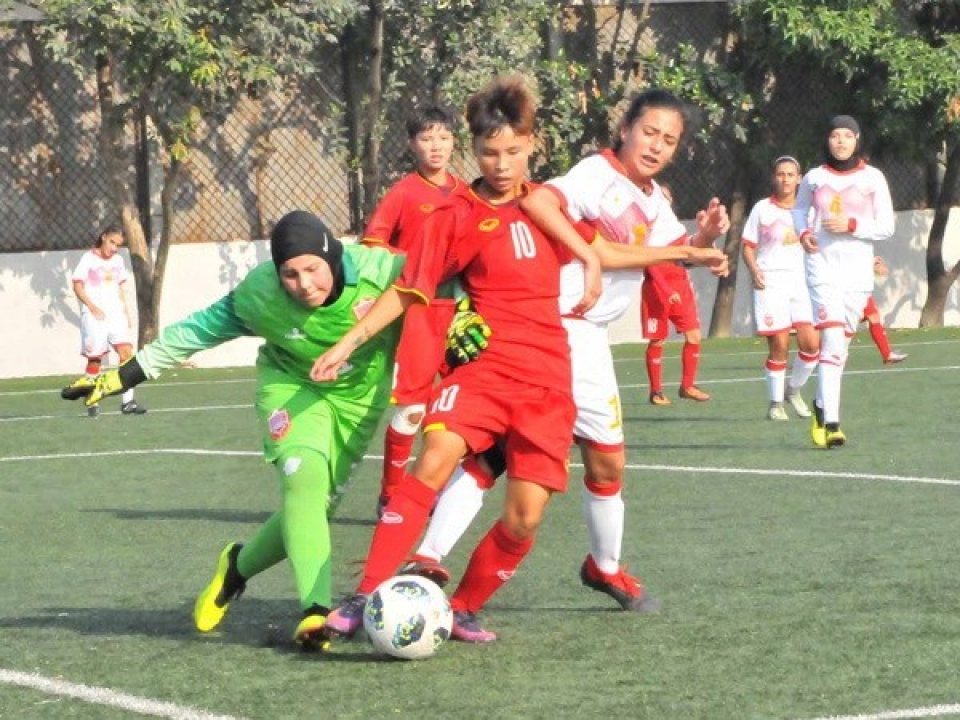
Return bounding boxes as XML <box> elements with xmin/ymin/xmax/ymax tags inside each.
<box><xmin>3</xmin><ymin>337</ymin><xmax>957</xmax><ymax>399</ymax></box>
<box><xmin>2</xmin><ymin>448</ymin><xmax>957</xmax><ymax>488</ymax></box>
<box><xmin>0</xmin><ymin>668</ymin><xmax>243</xmax><ymax>720</ymax></box>
<box><xmin>3</xmin><ymin>362</ymin><xmax>958</xmax><ymax>415</ymax></box>
<box><xmin>801</xmin><ymin>703</ymin><xmax>960</xmax><ymax>719</ymax></box>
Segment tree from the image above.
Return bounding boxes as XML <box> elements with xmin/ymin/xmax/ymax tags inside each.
<box><xmin>740</xmin><ymin>0</ymin><xmax>960</xmax><ymax>327</ymax></box>
<box><xmin>35</xmin><ymin>0</ymin><xmax>359</xmax><ymax>343</ymax></box>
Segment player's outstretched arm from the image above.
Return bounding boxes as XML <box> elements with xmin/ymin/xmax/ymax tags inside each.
<box><xmin>311</xmin><ymin>287</ymin><xmax>412</xmax><ymax>382</ymax></box>
<box><xmin>520</xmin><ymin>187</ymin><xmax>602</xmax><ymax>314</ymax></box>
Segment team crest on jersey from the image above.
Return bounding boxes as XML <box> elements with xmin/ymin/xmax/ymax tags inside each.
<box><xmin>268</xmin><ymin>409</ymin><xmax>291</xmax><ymax>441</ymax></box>
<box><xmin>478</xmin><ymin>218</ymin><xmax>500</xmax><ymax>232</ymax></box>
<box><xmin>419</xmin><ymin>203</ymin><xmax>435</xmax><ymax>214</ymax></box>
<box><xmin>353</xmin><ymin>297</ymin><xmax>375</xmax><ymax>320</ymax></box>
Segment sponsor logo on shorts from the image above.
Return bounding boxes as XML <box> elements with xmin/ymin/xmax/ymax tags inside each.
<box><xmin>817</xmin><ymin>306</ymin><xmax>828</xmax><ymax>321</ymax></box>
<box><xmin>268</xmin><ymin>408</ymin><xmax>291</xmax><ymax>441</ymax></box>
<box><xmin>478</xmin><ymin>218</ymin><xmax>499</xmax><ymax>232</ymax></box>
<box><xmin>496</xmin><ymin>570</ymin><xmax>515</xmax><ymax>581</ymax></box>
<box><xmin>381</xmin><ymin>511</ymin><xmax>404</xmax><ymax>524</ymax></box>
<box><xmin>353</xmin><ymin>297</ymin><xmax>375</xmax><ymax>320</ymax></box>
<box><xmin>764</xmin><ymin>314</ymin><xmax>774</xmax><ymax>328</ymax></box>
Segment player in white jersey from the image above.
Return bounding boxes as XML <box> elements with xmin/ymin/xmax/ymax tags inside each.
<box><xmin>792</xmin><ymin>116</ymin><xmax>895</xmax><ymax>448</ymax></box>
<box><xmin>403</xmin><ymin>90</ymin><xmax>729</xmax><ymax>612</ymax></box>
<box><xmin>741</xmin><ymin>156</ymin><xmax>819</xmax><ymax>421</ymax></box>
<box><xmin>69</xmin><ymin>227</ymin><xmax>146</xmax><ymax>417</ymax></box>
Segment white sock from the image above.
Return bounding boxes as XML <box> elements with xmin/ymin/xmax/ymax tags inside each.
<box><xmin>415</xmin><ymin>464</ymin><xmax>487</xmax><ymax>561</ymax></box>
<box><xmin>788</xmin><ymin>354</ymin><xmax>818</xmax><ymax>393</ymax></box>
<box><xmin>582</xmin><ymin>482</ymin><xmax>625</xmax><ymax>575</ymax></box>
<box><xmin>121</xmin><ymin>389</ymin><xmax>134</xmax><ymax>404</ymax></box>
<box><xmin>818</xmin><ymin>327</ymin><xmax>848</xmax><ymax>424</ymax></box>
<box><xmin>766</xmin><ymin>368</ymin><xmax>786</xmax><ymax>403</ymax></box>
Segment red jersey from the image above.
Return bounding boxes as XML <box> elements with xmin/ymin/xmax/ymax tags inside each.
<box><xmin>396</xmin><ymin>181</ymin><xmax>573</xmax><ymax>395</ymax></box>
<box><xmin>361</xmin><ymin>171</ymin><xmax>461</xmax><ymax>252</ymax></box>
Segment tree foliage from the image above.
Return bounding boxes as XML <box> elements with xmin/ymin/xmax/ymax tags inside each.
<box><xmin>33</xmin><ymin>0</ymin><xmax>358</xmax><ymax>342</ymax></box>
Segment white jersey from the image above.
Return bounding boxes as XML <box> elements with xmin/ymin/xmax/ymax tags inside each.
<box><xmin>742</xmin><ymin>197</ymin><xmax>804</xmax><ymax>273</ymax></box>
<box><xmin>792</xmin><ymin>163</ymin><xmax>894</xmax><ymax>292</ymax></box>
<box><xmin>549</xmin><ymin>150</ymin><xmax>688</xmax><ymax>325</ymax></box>
<box><xmin>72</xmin><ymin>249</ymin><xmax>129</xmax><ymax>316</ymax></box>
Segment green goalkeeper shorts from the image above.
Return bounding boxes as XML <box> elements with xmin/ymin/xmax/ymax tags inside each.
<box><xmin>255</xmin><ymin>364</ymin><xmax>391</xmax><ymax>503</ymax></box>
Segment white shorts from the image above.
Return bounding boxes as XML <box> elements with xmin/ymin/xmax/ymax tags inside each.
<box><xmin>80</xmin><ymin>312</ymin><xmax>133</xmax><ymax>358</ymax></box>
<box><xmin>564</xmin><ymin>317</ymin><xmax>624</xmax><ymax>449</ymax></box>
<box><xmin>753</xmin><ymin>270</ymin><xmax>813</xmax><ymax>335</ymax></box>
<box><xmin>808</xmin><ymin>284</ymin><xmax>870</xmax><ymax>335</ymax></box>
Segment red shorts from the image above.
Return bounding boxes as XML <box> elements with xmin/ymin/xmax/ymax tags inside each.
<box><xmin>391</xmin><ymin>298</ymin><xmax>456</xmax><ymax>405</ymax></box>
<box><xmin>422</xmin><ymin>362</ymin><xmax>575</xmax><ymax>492</ymax></box>
<box><xmin>641</xmin><ymin>266</ymin><xmax>699</xmax><ymax>340</ymax></box>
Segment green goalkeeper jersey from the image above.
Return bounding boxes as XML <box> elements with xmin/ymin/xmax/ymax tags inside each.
<box><xmin>136</xmin><ymin>244</ymin><xmax>405</xmax><ymax>398</ymax></box>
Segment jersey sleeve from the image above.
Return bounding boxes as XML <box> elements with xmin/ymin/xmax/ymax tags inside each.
<box><xmin>135</xmin><ymin>294</ymin><xmax>253</xmax><ymax>379</ymax></box>
<box><xmin>793</xmin><ymin>174</ymin><xmax>815</xmax><ymax>235</ymax></box>
<box><xmin>361</xmin><ymin>184</ymin><xmax>406</xmax><ymax>247</ymax></box>
<box><xmin>854</xmin><ymin>168</ymin><xmax>895</xmax><ymax>243</ymax></box>
<box><xmin>741</xmin><ymin>201</ymin><xmax>763</xmax><ymax>247</ymax></box>
<box><xmin>393</xmin><ymin>203</ymin><xmax>466</xmax><ymax>304</ymax></box>
<box><xmin>71</xmin><ymin>253</ymin><xmax>90</xmax><ymax>283</ymax></box>
<box><xmin>546</xmin><ymin>156</ymin><xmax>606</xmax><ymax>222</ymax></box>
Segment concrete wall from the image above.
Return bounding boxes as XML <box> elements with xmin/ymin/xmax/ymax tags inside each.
<box><xmin>2</xmin><ymin>209</ymin><xmax>958</xmax><ymax>380</ymax></box>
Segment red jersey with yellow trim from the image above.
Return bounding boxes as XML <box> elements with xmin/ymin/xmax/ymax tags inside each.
<box><xmin>361</xmin><ymin>171</ymin><xmax>462</xmax><ymax>252</ymax></box>
<box><xmin>396</xmin><ymin>180</ymin><xmax>572</xmax><ymax>395</ymax></box>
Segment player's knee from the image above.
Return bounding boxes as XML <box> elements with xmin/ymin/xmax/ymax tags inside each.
<box><xmin>390</xmin><ymin>404</ymin><xmax>425</xmax><ymax>434</ymax></box>
<box><xmin>820</xmin><ymin>328</ymin><xmax>848</xmax><ymax>364</ymax></box>
<box><xmin>501</xmin><ymin>500</ymin><xmax>546</xmax><ymax>539</ymax></box>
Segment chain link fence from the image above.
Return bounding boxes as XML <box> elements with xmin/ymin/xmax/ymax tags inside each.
<box><xmin>0</xmin><ymin>3</ymin><xmax>932</xmax><ymax>253</ymax></box>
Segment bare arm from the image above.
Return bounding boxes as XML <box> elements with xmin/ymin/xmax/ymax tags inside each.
<box><xmin>73</xmin><ymin>280</ymin><xmax>104</xmax><ymax>320</ymax></box>
<box><xmin>310</xmin><ymin>287</ymin><xmax>414</xmax><ymax>381</ymax></box>
<box><xmin>690</xmin><ymin>197</ymin><xmax>731</xmax><ymax>247</ymax></box>
<box><xmin>520</xmin><ymin>187</ymin><xmax>602</xmax><ymax>314</ymax></box>
<box><xmin>595</xmin><ymin>236</ymin><xmax>727</xmax><ymax>276</ymax></box>
<box><xmin>741</xmin><ymin>243</ymin><xmax>764</xmax><ymax>289</ymax></box>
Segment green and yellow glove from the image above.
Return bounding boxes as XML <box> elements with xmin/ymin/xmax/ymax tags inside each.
<box><xmin>60</xmin><ymin>357</ymin><xmax>148</xmax><ymax>407</ymax></box>
<box><xmin>445</xmin><ymin>296</ymin><xmax>491</xmax><ymax>368</ymax></box>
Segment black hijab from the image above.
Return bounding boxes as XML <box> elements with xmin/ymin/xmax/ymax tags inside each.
<box><xmin>270</xmin><ymin>211</ymin><xmax>344</xmax><ymax>305</ymax></box>
<box><xmin>824</xmin><ymin>115</ymin><xmax>862</xmax><ymax>172</ymax></box>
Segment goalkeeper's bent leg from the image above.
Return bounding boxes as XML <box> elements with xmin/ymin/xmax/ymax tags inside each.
<box><xmin>277</xmin><ymin>448</ymin><xmax>336</xmax><ymax>611</ymax></box>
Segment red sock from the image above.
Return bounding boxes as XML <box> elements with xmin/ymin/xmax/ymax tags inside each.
<box><xmin>449</xmin><ymin>520</ymin><xmax>534</xmax><ymax>613</ymax></box>
<box><xmin>380</xmin><ymin>426</ymin><xmax>417</xmax><ymax>499</ymax></box>
<box><xmin>358</xmin><ymin>475</ymin><xmax>437</xmax><ymax>594</ymax></box>
<box><xmin>645</xmin><ymin>344</ymin><xmax>664</xmax><ymax>393</ymax></box>
<box><xmin>681</xmin><ymin>342</ymin><xmax>700</xmax><ymax>388</ymax></box>
<box><xmin>868</xmin><ymin>320</ymin><xmax>892</xmax><ymax>360</ymax></box>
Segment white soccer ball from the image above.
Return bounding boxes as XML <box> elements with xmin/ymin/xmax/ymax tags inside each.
<box><xmin>363</xmin><ymin>574</ymin><xmax>453</xmax><ymax>660</ymax></box>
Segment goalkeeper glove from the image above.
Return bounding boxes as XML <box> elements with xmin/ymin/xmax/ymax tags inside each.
<box><xmin>445</xmin><ymin>297</ymin><xmax>491</xmax><ymax>368</ymax></box>
<box><xmin>60</xmin><ymin>357</ymin><xmax>148</xmax><ymax>407</ymax></box>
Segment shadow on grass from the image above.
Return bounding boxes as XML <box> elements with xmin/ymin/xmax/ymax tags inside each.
<box><xmin>0</xmin><ymin>599</ymin><xmax>390</xmax><ymax>662</ymax></box>
<box><xmin>79</xmin><ymin>508</ymin><xmax>376</xmax><ymax>528</ymax></box>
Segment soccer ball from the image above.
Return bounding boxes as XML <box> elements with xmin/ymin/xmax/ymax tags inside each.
<box><xmin>363</xmin><ymin>575</ymin><xmax>453</xmax><ymax>660</ymax></box>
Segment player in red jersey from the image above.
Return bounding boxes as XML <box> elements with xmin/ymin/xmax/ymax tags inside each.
<box><xmin>360</xmin><ymin>104</ymin><xmax>464</xmax><ymax>515</ymax></box>
<box><xmin>312</xmin><ymin>75</ymin><xmax>602</xmax><ymax>643</ymax></box>
<box><xmin>861</xmin><ymin>257</ymin><xmax>907</xmax><ymax>364</ymax></box>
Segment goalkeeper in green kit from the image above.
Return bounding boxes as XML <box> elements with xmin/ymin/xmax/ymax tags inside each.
<box><xmin>61</xmin><ymin>210</ymin><xmax>466</xmax><ymax>652</ymax></box>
